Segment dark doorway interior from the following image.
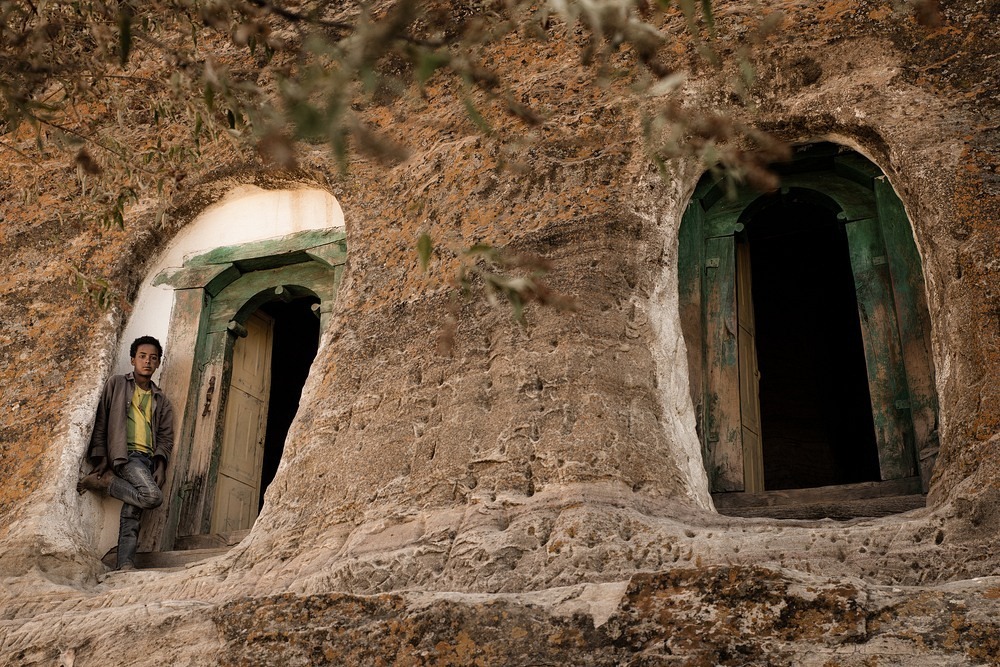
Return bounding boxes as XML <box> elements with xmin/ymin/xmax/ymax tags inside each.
<box><xmin>258</xmin><ymin>297</ymin><xmax>320</xmax><ymax>510</ymax></box>
<box><xmin>744</xmin><ymin>193</ymin><xmax>881</xmax><ymax>490</ymax></box>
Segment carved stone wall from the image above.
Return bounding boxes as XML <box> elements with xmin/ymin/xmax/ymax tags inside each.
<box><xmin>1</xmin><ymin>1</ymin><xmax>998</xmax><ymax>664</ymax></box>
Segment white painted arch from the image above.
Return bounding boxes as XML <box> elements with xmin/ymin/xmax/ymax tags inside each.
<box><xmin>117</xmin><ymin>185</ymin><xmax>344</xmax><ymax>374</ymax></box>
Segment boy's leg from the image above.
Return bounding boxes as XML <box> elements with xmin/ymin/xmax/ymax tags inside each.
<box><xmin>117</xmin><ymin>503</ymin><xmax>142</xmax><ymax>570</ymax></box>
<box><xmin>110</xmin><ymin>454</ymin><xmax>162</xmax><ymax>570</ymax></box>
<box><xmin>108</xmin><ymin>455</ymin><xmax>163</xmax><ymax>510</ymax></box>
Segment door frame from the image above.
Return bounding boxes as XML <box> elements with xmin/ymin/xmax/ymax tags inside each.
<box><xmin>678</xmin><ymin>144</ymin><xmax>939</xmax><ymax>497</ymax></box>
<box><xmin>140</xmin><ymin>228</ymin><xmax>346</xmax><ymax>551</ymax></box>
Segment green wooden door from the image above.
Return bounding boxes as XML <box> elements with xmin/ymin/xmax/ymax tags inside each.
<box><xmin>703</xmin><ymin>235</ymin><xmax>744</xmax><ymax>491</ymax></box>
<box><xmin>874</xmin><ymin>180</ymin><xmax>939</xmax><ymax>488</ymax></box>
<box><xmin>845</xmin><ymin>218</ymin><xmax>916</xmax><ymax>480</ymax></box>
<box><xmin>680</xmin><ymin>146</ymin><xmax>937</xmax><ymax>495</ymax></box>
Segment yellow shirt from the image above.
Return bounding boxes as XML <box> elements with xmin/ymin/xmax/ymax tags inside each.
<box><xmin>127</xmin><ymin>386</ymin><xmax>154</xmax><ymax>455</ymax></box>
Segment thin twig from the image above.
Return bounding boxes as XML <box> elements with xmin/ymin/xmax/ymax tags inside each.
<box><xmin>26</xmin><ymin>112</ymin><xmax>160</xmax><ymax>176</ymax></box>
<box><xmin>246</xmin><ymin>0</ymin><xmax>356</xmax><ymax>34</ymax></box>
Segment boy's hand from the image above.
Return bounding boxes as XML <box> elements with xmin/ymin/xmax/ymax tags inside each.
<box><xmin>93</xmin><ymin>456</ymin><xmax>109</xmax><ymax>476</ymax></box>
<box><xmin>153</xmin><ymin>460</ymin><xmax>166</xmax><ymax>488</ymax></box>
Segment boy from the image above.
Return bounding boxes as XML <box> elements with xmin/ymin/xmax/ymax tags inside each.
<box><xmin>79</xmin><ymin>335</ymin><xmax>175</xmax><ymax>570</ymax></box>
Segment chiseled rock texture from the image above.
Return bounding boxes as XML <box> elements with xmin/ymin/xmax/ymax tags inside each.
<box><xmin>2</xmin><ymin>0</ymin><xmax>999</xmax><ymax>664</ymax></box>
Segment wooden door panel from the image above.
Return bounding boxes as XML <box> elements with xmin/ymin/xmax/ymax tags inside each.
<box><xmin>213</xmin><ymin>310</ymin><xmax>273</xmax><ymax>533</ymax></box>
<box><xmin>703</xmin><ymin>235</ymin><xmax>743</xmax><ymax>492</ymax></box>
<box><xmin>846</xmin><ymin>218</ymin><xmax>916</xmax><ymax>480</ymax></box>
<box><xmin>231</xmin><ymin>313</ymin><xmax>272</xmax><ymax>398</ymax></box>
<box><xmin>736</xmin><ymin>241</ymin><xmax>763</xmax><ymax>492</ymax></box>
<box><xmin>678</xmin><ymin>203</ymin><xmax>706</xmax><ymax>428</ymax></box>
<box><xmin>740</xmin><ymin>426</ymin><xmax>763</xmax><ymax>492</ymax></box>
<box><xmin>219</xmin><ymin>386</ymin><xmax>265</xmax><ymax>485</ymax></box>
<box><xmin>874</xmin><ymin>180</ymin><xmax>939</xmax><ymax>487</ymax></box>
<box><xmin>212</xmin><ymin>474</ymin><xmax>256</xmax><ymax>534</ymax></box>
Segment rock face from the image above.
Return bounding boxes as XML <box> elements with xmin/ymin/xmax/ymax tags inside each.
<box><xmin>1</xmin><ymin>0</ymin><xmax>999</xmax><ymax>664</ymax></box>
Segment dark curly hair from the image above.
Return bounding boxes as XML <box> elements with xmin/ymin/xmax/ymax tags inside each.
<box><xmin>130</xmin><ymin>335</ymin><xmax>163</xmax><ymax>358</ymax></box>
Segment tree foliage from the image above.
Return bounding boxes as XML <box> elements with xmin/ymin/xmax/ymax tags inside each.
<box><xmin>0</xmin><ymin>0</ymin><xmax>774</xmax><ymax>220</ymax></box>
<box><xmin>0</xmin><ymin>0</ymin><xmax>937</xmax><ymax>317</ymax></box>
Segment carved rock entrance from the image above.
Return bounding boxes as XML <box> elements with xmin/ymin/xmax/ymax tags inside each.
<box><xmin>142</xmin><ymin>229</ymin><xmax>345</xmax><ymax>551</ymax></box>
<box><xmin>678</xmin><ymin>144</ymin><xmax>939</xmax><ymax>514</ymax></box>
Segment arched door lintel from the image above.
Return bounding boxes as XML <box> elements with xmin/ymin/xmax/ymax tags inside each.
<box><xmin>230</xmin><ymin>285</ymin><xmax>321</xmax><ymax>328</ymax></box>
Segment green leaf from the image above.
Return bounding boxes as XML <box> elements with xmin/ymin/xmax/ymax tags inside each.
<box><xmin>462</xmin><ymin>96</ymin><xmax>492</xmax><ymax>135</ymax></box>
<box><xmin>416</xmin><ymin>51</ymin><xmax>451</xmax><ymax>85</ymax></box>
<box><xmin>739</xmin><ymin>59</ymin><xmax>755</xmax><ymax>88</ymax></box>
<box><xmin>509</xmin><ymin>291</ymin><xmax>525</xmax><ymax>324</ymax></box>
<box><xmin>417</xmin><ymin>232</ymin><xmax>433</xmax><ymax>271</ymax></box>
<box><xmin>701</xmin><ymin>0</ymin><xmax>715</xmax><ymax>30</ymax></box>
<box><xmin>465</xmin><ymin>243</ymin><xmax>495</xmax><ymax>255</ymax></box>
<box><xmin>331</xmin><ymin>128</ymin><xmax>349</xmax><ymax>175</ymax></box>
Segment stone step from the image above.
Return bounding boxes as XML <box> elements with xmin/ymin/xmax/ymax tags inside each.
<box><xmin>101</xmin><ymin>546</ymin><xmax>233</xmax><ymax>570</ymax></box>
<box><xmin>716</xmin><ymin>494</ymin><xmax>928</xmax><ymax>521</ymax></box>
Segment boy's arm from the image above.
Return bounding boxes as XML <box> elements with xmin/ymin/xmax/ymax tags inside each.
<box><xmin>152</xmin><ymin>396</ymin><xmax>174</xmax><ymax>488</ymax></box>
<box><xmin>88</xmin><ymin>379</ymin><xmax>114</xmax><ymax>470</ymax></box>
<box><xmin>153</xmin><ymin>395</ymin><xmax>175</xmax><ymax>464</ymax></box>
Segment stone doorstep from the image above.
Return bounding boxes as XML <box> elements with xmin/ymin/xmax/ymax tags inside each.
<box><xmin>101</xmin><ymin>546</ymin><xmax>234</xmax><ymax>570</ymax></box>
<box><xmin>172</xmin><ymin>529</ymin><xmax>252</xmax><ymax>551</ymax></box>
<box><xmin>715</xmin><ymin>494</ymin><xmax>928</xmax><ymax>521</ymax></box>
<box><xmin>711</xmin><ymin>477</ymin><xmax>927</xmax><ymax>520</ymax></box>
<box><xmin>101</xmin><ymin>530</ymin><xmax>250</xmax><ymax>570</ymax></box>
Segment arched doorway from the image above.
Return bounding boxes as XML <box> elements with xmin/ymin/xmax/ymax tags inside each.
<box><xmin>257</xmin><ymin>298</ymin><xmax>320</xmax><ymax>511</ymax></box>
<box><xmin>145</xmin><ymin>228</ymin><xmax>345</xmax><ymax>550</ymax></box>
<box><xmin>678</xmin><ymin>144</ymin><xmax>938</xmax><ymax>512</ymax></box>
<box><xmin>741</xmin><ymin>191</ymin><xmax>881</xmax><ymax>490</ymax></box>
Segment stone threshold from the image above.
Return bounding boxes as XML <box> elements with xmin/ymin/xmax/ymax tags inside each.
<box><xmin>101</xmin><ymin>529</ymin><xmax>250</xmax><ymax>570</ymax></box>
<box><xmin>712</xmin><ymin>477</ymin><xmax>926</xmax><ymax>520</ymax></box>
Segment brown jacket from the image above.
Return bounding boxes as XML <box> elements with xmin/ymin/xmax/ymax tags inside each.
<box><xmin>88</xmin><ymin>372</ymin><xmax>175</xmax><ymax>469</ymax></box>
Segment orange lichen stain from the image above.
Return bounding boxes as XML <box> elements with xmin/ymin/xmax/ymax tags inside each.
<box><xmin>867</xmin><ymin>6</ymin><xmax>893</xmax><ymax>21</ymax></box>
<box><xmin>442</xmin><ymin>630</ymin><xmax>483</xmax><ymax>664</ymax></box>
<box><xmin>815</xmin><ymin>0</ymin><xmax>858</xmax><ymax>22</ymax></box>
<box><xmin>983</xmin><ymin>588</ymin><xmax>1000</xmax><ymax>600</ymax></box>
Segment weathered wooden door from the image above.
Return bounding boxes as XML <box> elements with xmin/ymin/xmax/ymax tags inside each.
<box><xmin>681</xmin><ymin>146</ymin><xmax>938</xmax><ymax>496</ymax></box>
<box><xmin>703</xmin><ymin>235</ymin><xmax>743</xmax><ymax>491</ymax></box>
<box><xmin>212</xmin><ymin>311</ymin><xmax>273</xmax><ymax>533</ymax></box>
<box><xmin>845</xmin><ymin>218</ymin><xmax>916</xmax><ymax>480</ymax></box>
<box><xmin>736</xmin><ymin>241</ymin><xmax>764</xmax><ymax>492</ymax></box>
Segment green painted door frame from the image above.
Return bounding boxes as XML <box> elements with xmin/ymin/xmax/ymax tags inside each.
<box><xmin>141</xmin><ymin>228</ymin><xmax>346</xmax><ymax>551</ymax></box>
<box><xmin>678</xmin><ymin>145</ymin><xmax>938</xmax><ymax>495</ymax></box>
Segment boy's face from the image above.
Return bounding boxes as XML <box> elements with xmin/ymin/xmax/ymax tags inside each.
<box><xmin>131</xmin><ymin>344</ymin><xmax>162</xmax><ymax>380</ymax></box>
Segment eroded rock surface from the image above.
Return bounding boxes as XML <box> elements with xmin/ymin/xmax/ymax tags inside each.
<box><xmin>1</xmin><ymin>0</ymin><xmax>999</xmax><ymax>664</ymax></box>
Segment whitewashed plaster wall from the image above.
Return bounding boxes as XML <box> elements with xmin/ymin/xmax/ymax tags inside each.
<box><xmin>116</xmin><ymin>186</ymin><xmax>345</xmax><ymax>374</ymax></box>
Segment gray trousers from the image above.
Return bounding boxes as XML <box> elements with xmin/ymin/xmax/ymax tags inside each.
<box><xmin>109</xmin><ymin>452</ymin><xmax>163</xmax><ymax>569</ymax></box>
